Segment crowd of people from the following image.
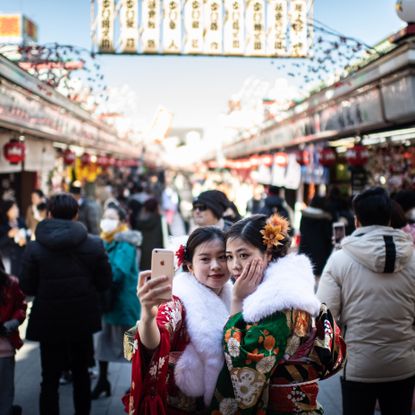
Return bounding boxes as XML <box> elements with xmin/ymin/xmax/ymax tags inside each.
<box><xmin>0</xmin><ymin>172</ymin><xmax>414</xmax><ymax>415</ymax></box>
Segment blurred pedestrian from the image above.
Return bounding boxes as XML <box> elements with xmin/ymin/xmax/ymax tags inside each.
<box><xmin>246</xmin><ymin>184</ymin><xmax>265</xmax><ymax>215</ymax></box>
<box><xmin>20</xmin><ymin>193</ymin><xmax>112</xmax><ymax>415</ymax></box>
<box><xmin>223</xmin><ymin>201</ymin><xmax>242</xmax><ymax>223</ymax></box>
<box><xmin>191</xmin><ymin>190</ymin><xmax>232</xmax><ymax>231</ymax></box>
<box><xmin>25</xmin><ymin>189</ymin><xmax>46</xmax><ymax>238</ymax></box>
<box><xmin>298</xmin><ymin>195</ymin><xmax>333</xmax><ymax>282</ymax></box>
<box><xmin>92</xmin><ymin>203</ymin><xmax>142</xmax><ymax>399</ymax></box>
<box><xmin>70</xmin><ymin>182</ymin><xmax>101</xmax><ymax>235</ymax></box>
<box><xmin>393</xmin><ymin>189</ymin><xmax>415</xmax><ymax>244</ymax></box>
<box><xmin>134</xmin><ymin>198</ymin><xmax>167</xmax><ymax>271</ymax></box>
<box><xmin>317</xmin><ymin>187</ymin><xmax>415</xmax><ymax>415</ymax></box>
<box><xmin>0</xmin><ymin>258</ymin><xmax>26</xmax><ymax>415</ymax></box>
<box><xmin>259</xmin><ymin>185</ymin><xmax>292</xmax><ymax>230</ymax></box>
<box><xmin>0</xmin><ymin>200</ymin><xmax>28</xmax><ymax>277</ymax></box>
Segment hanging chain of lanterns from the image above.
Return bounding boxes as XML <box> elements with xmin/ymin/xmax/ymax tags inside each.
<box><xmin>3</xmin><ymin>139</ymin><xmax>25</xmax><ymax>165</ymax></box>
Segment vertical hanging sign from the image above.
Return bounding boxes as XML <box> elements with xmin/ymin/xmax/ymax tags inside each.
<box><xmin>224</xmin><ymin>0</ymin><xmax>244</xmax><ymax>55</ymax></box>
<box><xmin>245</xmin><ymin>0</ymin><xmax>266</xmax><ymax>56</ymax></box>
<box><xmin>141</xmin><ymin>0</ymin><xmax>161</xmax><ymax>53</ymax></box>
<box><xmin>119</xmin><ymin>0</ymin><xmax>138</xmax><ymax>53</ymax></box>
<box><xmin>289</xmin><ymin>0</ymin><xmax>307</xmax><ymax>57</ymax></box>
<box><xmin>204</xmin><ymin>0</ymin><xmax>223</xmax><ymax>55</ymax></box>
<box><xmin>97</xmin><ymin>0</ymin><xmax>115</xmax><ymax>52</ymax></box>
<box><xmin>183</xmin><ymin>0</ymin><xmax>204</xmax><ymax>54</ymax></box>
<box><xmin>267</xmin><ymin>0</ymin><xmax>288</xmax><ymax>56</ymax></box>
<box><xmin>163</xmin><ymin>0</ymin><xmax>182</xmax><ymax>53</ymax></box>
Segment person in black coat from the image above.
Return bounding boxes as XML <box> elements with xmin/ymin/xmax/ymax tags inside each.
<box><xmin>20</xmin><ymin>193</ymin><xmax>112</xmax><ymax>415</ymax></box>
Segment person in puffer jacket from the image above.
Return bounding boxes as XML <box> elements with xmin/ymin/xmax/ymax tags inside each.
<box><xmin>317</xmin><ymin>187</ymin><xmax>415</xmax><ymax>415</ymax></box>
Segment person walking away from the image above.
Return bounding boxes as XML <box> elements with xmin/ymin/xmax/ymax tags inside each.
<box><xmin>123</xmin><ymin>227</ymin><xmax>232</xmax><ymax>414</ymax></box>
<box><xmin>92</xmin><ymin>203</ymin><xmax>142</xmax><ymax>399</ymax></box>
<box><xmin>20</xmin><ymin>193</ymin><xmax>112</xmax><ymax>415</ymax></box>
<box><xmin>0</xmin><ymin>258</ymin><xmax>26</xmax><ymax>415</ymax></box>
<box><xmin>317</xmin><ymin>187</ymin><xmax>415</xmax><ymax>415</ymax></box>
<box><xmin>298</xmin><ymin>195</ymin><xmax>333</xmax><ymax>286</ymax></box>
<box><xmin>0</xmin><ymin>200</ymin><xmax>28</xmax><ymax>278</ymax></box>
<box><xmin>69</xmin><ymin>182</ymin><xmax>101</xmax><ymax>235</ymax></box>
<box><xmin>211</xmin><ymin>214</ymin><xmax>345</xmax><ymax>414</ymax></box>
<box><xmin>25</xmin><ymin>189</ymin><xmax>46</xmax><ymax>238</ymax></box>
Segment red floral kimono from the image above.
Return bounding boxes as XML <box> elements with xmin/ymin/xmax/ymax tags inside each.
<box><xmin>123</xmin><ymin>272</ymin><xmax>232</xmax><ymax>415</ymax></box>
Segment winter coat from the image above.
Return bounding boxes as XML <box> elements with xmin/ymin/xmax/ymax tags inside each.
<box><xmin>103</xmin><ymin>230</ymin><xmax>142</xmax><ymax>327</ymax></box>
<box><xmin>259</xmin><ymin>195</ymin><xmax>290</xmax><ymax>221</ymax></box>
<box><xmin>20</xmin><ymin>218</ymin><xmax>112</xmax><ymax>342</ymax></box>
<box><xmin>0</xmin><ymin>218</ymin><xmax>28</xmax><ymax>278</ymax></box>
<box><xmin>0</xmin><ymin>276</ymin><xmax>26</xmax><ymax>349</ymax></box>
<box><xmin>317</xmin><ymin>225</ymin><xmax>415</xmax><ymax>383</ymax></box>
<box><xmin>298</xmin><ymin>206</ymin><xmax>333</xmax><ymax>276</ymax></box>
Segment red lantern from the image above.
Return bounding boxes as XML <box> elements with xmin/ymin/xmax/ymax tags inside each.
<box><xmin>80</xmin><ymin>152</ymin><xmax>91</xmax><ymax>166</ymax></box>
<box><xmin>96</xmin><ymin>154</ymin><xmax>109</xmax><ymax>167</ymax></box>
<box><xmin>319</xmin><ymin>147</ymin><xmax>336</xmax><ymax>167</ymax></box>
<box><xmin>261</xmin><ymin>154</ymin><xmax>273</xmax><ymax>166</ymax></box>
<box><xmin>346</xmin><ymin>145</ymin><xmax>369</xmax><ymax>167</ymax></box>
<box><xmin>63</xmin><ymin>149</ymin><xmax>76</xmax><ymax>166</ymax></box>
<box><xmin>296</xmin><ymin>149</ymin><xmax>310</xmax><ymax>166</ymax></box>
<box><xmin>274</xmin><ymin>152</ymin><xmax>288</xmax><ymax>168</ymax></box>
<box><xmin>3</xmin><ymin>139</ymin><xmax>25</xmax><ymax>164</ymax></box>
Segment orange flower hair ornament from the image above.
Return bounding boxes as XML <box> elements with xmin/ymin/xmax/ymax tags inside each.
<box><xmin>260</xmin><ymin>214</ymin><xmax>290</xmax><ymax>249</ymax></box>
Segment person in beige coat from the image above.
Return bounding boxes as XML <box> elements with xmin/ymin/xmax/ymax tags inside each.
<box><xmin>317</xmin><ymin>187</ymin><xmax>415</xmax><ymax>415</ymax></box>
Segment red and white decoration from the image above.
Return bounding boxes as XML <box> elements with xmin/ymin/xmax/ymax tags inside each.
<box><xmin>296</xmin><ymin>149</ymin><xmax>310</xmax><ymax>166</ymax></box>
<box><xmin>3</xmin><ymin>139</ymin><xmax>25</xmax><ymax>164</ymax></box>
<box><xmin>346</xmin><ymin>145</ymin><xmax>369</xmax><ymax>167</ymax></box>
<box><xmin>63</xmin><ymin>148</ymin><xmax>76</xmax><ymax>166</ymax></box>
<box><xmin>319</xmin><ymin>147</ymin><xmax>336</xmax><ymax>167</ymax></box>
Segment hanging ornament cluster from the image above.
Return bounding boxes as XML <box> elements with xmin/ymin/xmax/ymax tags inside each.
<box><xmin>346</xmin><ymin>145</ymin><xmax>369</xmax><ymax>167</ymax></box>
<box><xmin>319</xmin><ymin>147</ymin><xmax>337</xmax><ymax>167</ymax></box>
<box><xmin>3</xmin><ymin>139</ymin><xmax>25</xmax><ymax>164</ymax></box>
<box><xmin>63</xmin><ymin>148</ymin><xmax>76</xmax><ymax>165</ymax></box>
<box><xmin>296</xmin><ymin>149</ymin><xmax>310</xmax><ymax>166</ymax></box>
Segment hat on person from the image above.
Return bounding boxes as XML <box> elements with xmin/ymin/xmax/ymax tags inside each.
<box><xmin>193</xmin><ymin>190</ymin><xmax>230</xmax><ymax>220</ymax></box>
<box><xmin>69</xmin><ymin>181</ymin><xmax>82</xmax><ymax>195</ymax></box>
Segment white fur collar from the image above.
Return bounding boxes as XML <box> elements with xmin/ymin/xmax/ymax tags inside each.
<box><xmin>243</xmin><ymin>253</ymin><xmax>321</xmax><ymax>323</ymax></box>
<box><xmin>172</xmin><ymin>272</ymin><xmax>232</xmax><ymax>406</ymax></box>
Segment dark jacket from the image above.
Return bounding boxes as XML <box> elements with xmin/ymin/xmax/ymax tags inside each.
<box><xmin>298</xmin><ymin>207</ymin><xmax>333</xmax><ymax>276</ymax></box>
<box><xmin>259</xmin><ymin>195</ymin><xmax>290</xmax><ymax>222</ymax></box>
<box><xmin>20</xmin><ymin>219</ymin><xmax>112</xmax><ymax>342</ymax></box>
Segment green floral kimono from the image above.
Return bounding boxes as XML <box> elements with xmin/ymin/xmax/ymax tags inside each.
<box><xmin>210</xmin><ymin>304</ymin><xmax>345</xmax><ymax>415</ymax></box>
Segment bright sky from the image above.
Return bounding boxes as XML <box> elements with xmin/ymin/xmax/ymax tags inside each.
<box><xmin>0</xmin><ymin>0</ymin><xmax>406</xmax><ymax>134</ymax></box>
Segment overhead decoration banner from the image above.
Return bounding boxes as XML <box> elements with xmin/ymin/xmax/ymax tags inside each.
<box><xmin>141</xmin><ymin>0</ymin><xmax>161</xmax><ymax>53</ymax></box>
<box><xmin>183</xmin><ymin>0</ymin><xmax>204</xmax><ymax>54</ymax></box>
<box><xmin>224</xmin><ymin>0</ymin><xmax>244</xmax><ymax>55</ymax></box>
<box><xmin>96</xmin><ymin>0</ymin><xmax>115</xmax><ymax>53</ymax></box>
<box><xmin>92</xmin><ymin>0</ymin><xmax>312</xmax><ymax>57</ymax></box>
<box><xmin>119</xmin><ymin>0</ymin><xmax>138</xmax><ymax>53</ymax></box>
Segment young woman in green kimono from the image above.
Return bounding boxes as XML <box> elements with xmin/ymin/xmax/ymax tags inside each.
<box><xmin>210</xmin><ymin>214</ymin><xmax>345</xmax><ymax>415</ymax></box>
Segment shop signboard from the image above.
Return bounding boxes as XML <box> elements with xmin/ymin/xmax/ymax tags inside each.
<box><xmin>91</xmin><ymin>0</ymin><xmax>312</xmax><ymax>57</ymax></box>
<box><xmin>0</xmin><ymin>14</ymin><xmax>38</xmax><ymax>44</ymax></box>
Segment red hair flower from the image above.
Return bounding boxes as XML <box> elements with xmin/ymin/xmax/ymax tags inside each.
<box><xmin>175</xmin><ymin>244</ymin><xmax>187</xmax><ymax>267</ymax></box>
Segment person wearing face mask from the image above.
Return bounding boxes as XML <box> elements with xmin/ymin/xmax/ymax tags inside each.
<box><xmin>123</xmin><ymin>226</ymin><xmax>232</xmax><ymax>415</ymax></box>
<box><xmin>210</xmin><ymin>214</ymin><xmax>346</xmax><ymax>414</ymax></box>
<box><xmin>92</xmin><ymin>203</ymin><xmax>142</xmax><ymax>400</ymax></box>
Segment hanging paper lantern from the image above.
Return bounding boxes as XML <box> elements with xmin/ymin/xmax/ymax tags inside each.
<box><xmin>63</xmin><ymin>148</ymin><xmax>76</xmax><ymax>165</ymax></box>
<box><xmin>261</xmin><ymin>154</ymin><xmax>273</xmax><ymax>166</ymax></box>
<box><xmin>346</xmin><ymin>145</ymin><xmax>369</xmax><ymax>167</ymax></box>
<box><xmin>296</xmin><ymin>149</ymin><xmax>310</xmax><ymax>166</ymax></box>
<box><xmin>96</xmin><ymin>154</ymin><xmax>109</xmax><ymax>167</ymax></box>
<box><xmin>80</xmin><ymin>152</ymin><xmax>91</xmax><ymax>166</ymax></box>
<box><xmin>319</xmin><ymin>147</ymin><xmax>336</xmax><ymax>167</ymax></box>
<box><xmin>274</xmin><ymin>152</ymin><xmax>288</xmax><ymax>167</ymax></box>
<box><xmin>3</xmin><ymin>139</ymin><xmax>25</xmax><ymax>164</ymax></box>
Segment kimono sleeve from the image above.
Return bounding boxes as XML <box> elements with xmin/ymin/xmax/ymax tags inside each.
<box><xmin>123</xmin><ymin>296</ymin><xmax>185</xmax><ymax>415</ymax></box>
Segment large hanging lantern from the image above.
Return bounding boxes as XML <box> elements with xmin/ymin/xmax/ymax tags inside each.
<box><xmin>80</xmin><ymin>152</ymin><xmax>91</xmax><ymax>166</ymax></box>
<box><xmin>63</xmin><ymin>148</ymin><xmax>76</xmax><ymax>165</ymax></box>
<box><xmin>274</xmin><ymin>152</ymin><xmax>288</xmax><ymax>168</ymax></box>
<box><xmin>319</xmin><ymin>147</ymin><xmax>336</xmax><ymax>167</ymax></box>
<box><xmin>346</xmin><ymin>145</ymin><xmax>369</xmax><ymax>167</ymax></box>
<box><xmin>3</xmin><ymin>139</ymin><xmax>25</xmax><ymax>164</ymax></box>
<box><xmin>296</xmin><ymin>149</ymin><xmax>310</xmax><ymax>166</ymax></box>
<box><xmin>96</xmin><ymin>154</ymin><xmax>109</xmax><ymax>167</ymax></box>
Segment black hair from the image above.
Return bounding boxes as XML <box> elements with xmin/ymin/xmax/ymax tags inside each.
<box><xmin>182</xmin><ymin>227</ymin><xmax>225</xmax><ymax>272</ymax></box>
<box><xmin>352</xmin><ymin>187</ymin><xmax>391</xmax><ymax>227</ymax></box>
<box><xmin>32</xmin><ymin>189</ymin><xmax>44</xmax><ymax>198</ymax></box>
<box><xmin>390</xmin><ymin>199</ymin><xmax>407</xmax><ymax>229</ymax></box>
<box><xmin>37</xmin><ymin>202</ymin><xmax>47</xmax><ymax>212</ymax></box>
<box><xmin>0</xmin><ymin>199</ymin><xmax>17</xmax><ymax>222</ymax></box>
<box><xmin>47</xmin><ymin>193</ymin><xmax>79</xmax><ymax>220</ymax></box>
<box><xmin>0</xmin><ymin>258</ymin><xmax>10</xmax><ymax>306</ymax></box>
<box><xmin>226</xmin><ymin>214</ymin><xmax>291</xmax><ymax>261</ymax></box>
<box><xmin>106</xmin><ymin>202</ymin><xmax>127</xmax><ymax>222</ymax></box>
<box><xmin>393</xmin><ymin>190</ymin><xmax>415</xmax><ymax>214</ymax></box>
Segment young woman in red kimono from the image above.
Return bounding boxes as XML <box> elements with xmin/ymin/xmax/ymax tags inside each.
<box><xmin>123</xmin><ymin>226</ymin><xmax>232</xmax><ymax>414</ymax></box>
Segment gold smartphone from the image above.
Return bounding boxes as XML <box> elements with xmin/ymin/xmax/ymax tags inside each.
<box><xmin>150</xmin><ymin>248</ymin><xmax>175</xmax><ymax>301</ymax></box>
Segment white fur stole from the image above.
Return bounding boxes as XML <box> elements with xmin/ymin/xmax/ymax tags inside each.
<box><xmin>172</xmin><ymin>272</ymin><xmax>232</xmax><ymax>406</ymax></box>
